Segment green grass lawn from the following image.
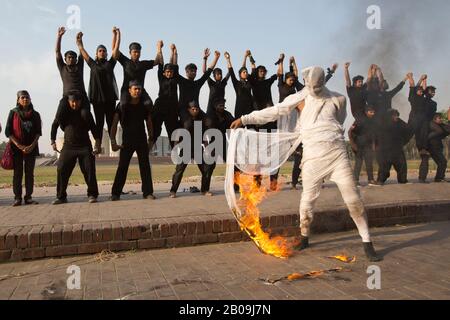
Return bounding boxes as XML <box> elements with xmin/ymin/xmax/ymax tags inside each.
<box><xmin>0</xmin><ymin>160</ymin><xmax>440</xmax><ymax>188</ymax></box>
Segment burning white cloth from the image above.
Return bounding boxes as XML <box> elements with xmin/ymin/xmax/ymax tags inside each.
<box><xmin>225</xmin><ymin>66</ymin><xmax>371</xmax><ymax>243</ymax></box>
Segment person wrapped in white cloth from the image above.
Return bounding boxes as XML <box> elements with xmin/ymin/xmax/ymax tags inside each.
<box><xmin>230</xmin><ymin>66</ymin><xmax>382</xmax><ymax>262</ymax></box>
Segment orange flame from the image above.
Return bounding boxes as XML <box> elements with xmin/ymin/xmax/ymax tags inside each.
<box><xmin>328</xmin><ymin>255</ymin><xmax>356</xmax><ymax>263</ymax></box>
<box><xmin>235</xmin><ymin>173</ymin><xmax>293</xmax><ymax>259</ymax></box>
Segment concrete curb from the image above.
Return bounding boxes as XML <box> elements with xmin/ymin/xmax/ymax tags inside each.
<box><xmin>1</xmin><ymin>200</ymin><xmax>450</xmax><ymax>263</ymax></box>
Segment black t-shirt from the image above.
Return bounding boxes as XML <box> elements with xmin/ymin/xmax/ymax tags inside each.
<box><xmin>378</xmin><ymin>119</ymin><xmax>413</xmax><ymax>152</ymax></box>
<box><xmin>116</xmin><ymin>101</ymin><xmax>149</xmax><ymax>145</ymax></box>
<box><xmin>157</xmin><ymin>64</ymin><xmax>179</xmax><ymax>103</ymax></box>
<box><xmin>229</xmin><ymin>68</ymin><xmax>254</xmax><ymax>119</ymax></box>
<box><xmin>118</xmin><ymin>52</ymin><xmax>155</xmax><ymax>92</ymax></box>
<box><xmin>347</xmin><ymin>86</ymin><xmax>367</xmax><ymax>122</ymax></box>
<box><xmin>207</xmin><ymin>74</ymin><xmax>230</xmax><ymax>113</ymax></box>
<box><xmin>87</xmin><ymin>57</ymin><xmax>118</xmax><ymax>104</ymax></box>
<box><xmin>278</xmin><ymin>75</ymin><xmax>303</xmax><ymax>103</ymax></box>
<box><xmin>250</xmin><ymin>71</ymin><xmax>278</xmax><ymax>109</ymax></box>
<box><xmin>408</xmin><ymin>87</ymin><xmax>426</xmax><ymax>117</ymax></box>
<box><xmin>424</xmin><ymin>97</ymin><xmax>437</xmax><ymax>121</ymax></box>
<box><xmin>57</xmin><ymin>55</ymin><xmax>86</xmax><ymax>96</ymax></box>
<box><xmin>353</xmin><ymin>117</ymin><xmax>377</xmax><ymax>147</ymax></box>
<box><xmin>177</xmin><ymin>68</ymin><xmax>213</xmax><ymax>110</ymax></box>
<box><xmin>51</xmin><ymin>108</ymin><xmax>98</xmax><ymax>149</ymax></box>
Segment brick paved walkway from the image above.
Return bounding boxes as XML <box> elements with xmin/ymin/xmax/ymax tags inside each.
<box><xmin>1</xmin><ymin>222</ymin><xmax>449</xmax><ymax>300</ymax></box>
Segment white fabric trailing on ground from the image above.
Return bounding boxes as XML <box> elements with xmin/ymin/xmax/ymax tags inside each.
<box><xmin>225</xmin><ymin>66</ymin><xmax>371</xmax><ymax>243</ymax></box>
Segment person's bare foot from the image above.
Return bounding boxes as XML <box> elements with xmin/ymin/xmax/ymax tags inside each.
<box><xmin>170</xmin><ymin>192</ymin><xmax>177</xmax><ymax>199</ymax></box>
<box><xmin>202</xmin><ymin>192</ymin><xmax>214</xmax><ymax>197</ymax></box>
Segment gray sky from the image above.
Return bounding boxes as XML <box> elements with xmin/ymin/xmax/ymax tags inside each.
<box><xmin>1</xmin><ymin>0</ymin><xmax>449</xmax><ymax>153</ymax></box>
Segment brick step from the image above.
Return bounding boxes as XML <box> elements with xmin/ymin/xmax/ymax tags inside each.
<box><xmin>1</xmin><ymin>201</ymin><xmax>450</xmax><ymax>262</ymax></box>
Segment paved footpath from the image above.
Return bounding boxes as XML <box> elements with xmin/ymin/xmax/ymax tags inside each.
<box><xmin>1</xmin><ymin>177</ymin><xmax>449</xmax><ymax>228</ymax></box>
<box><xmin>0</xmin><ymin>221</ymin><xmax>449</xmax><ymax>300</ymax></box>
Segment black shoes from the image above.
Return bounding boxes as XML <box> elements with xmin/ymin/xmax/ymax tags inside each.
<box><xmin>363</xmin><ymin>242</ymin><xmax>383</xmax><ymax>262</ymax></box>
<box><xmin>293</xmin><ymin>235</ymin><xmax>310</xmax><ymax>251</ymax></box>
<box><xmin>24</xmin><ymin>199</ymin><xmax>39</xmax><ymax>205</ymax></box>
<box><xmin>110</xmin><ymin>195</ymin><xmax>121</xmax><ymax>202</ymax></box>
<box><xmin>52</xmin><ymin>198</ymin><xmax>68</xmax><ymax>205</ymax></box>
<box><xmin>12</xmin><ymin>199</ymin><xmax>22</xmax><ymax>207</ymax></box>
<box><xmin>88</xmin><ymin>197</ymin><xmax>98</xmax><ymax>204</ymax></box>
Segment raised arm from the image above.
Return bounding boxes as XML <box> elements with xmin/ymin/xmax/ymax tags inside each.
<box><xmin>55</xmin><ymin>27</ymin><xmax>66</xmax><ymax>60</ymax></box>
<box><xmin>376</xmin><ymin>66</ymin><xmax>385</xmax><ymax>90</ymax></box>
<box><xmin>406</xmin><ymin>72</ymin><xmax>415</xmax><ymax>88</ymax></box>
<box><xmin>209</xmin><ymin>50</ymin><xmax>220</xmax><ymax>70</ymax></box>
<box><xmin>344</xmin><ymin>62</ymin><xmax>352</xmax><ymax>88</ymax></box>
<box><xmin>420</xmin><ymin>75</ymin><xmax>428</xmax><ymax>91</ymax></box>
<box><xmin>242</xmin><ymin>50</ymin><xmax>250</xmax><ymax>69</ymax></box>
<box><xmin>290</xmin><ymin>57</ymin><xmax>299</xmax><ymax>78</ymax></box>
<box><xmin>325</xmin><ymin>63</ymin><xmax>338</xmax><ymax>84</ymax></box>
<box><xmin>154</xmin><ymin>40</ymin><xmax>163</xmax><ymax>66</ymax></box>
<box><xmin>231</xmin><ymin>91</ymin><xmax>307</xmax><ymax>128</ymax></box>
<box><xmin>277</xmin><ymin>54</ymin><xmax>285</xmax><ymax>77</ymax></box>
<box><xmin>170</xmin><ymin>44</ymin><xmax>178</xmax><ymax>65</ymax></box>
<box><xmin>76</xmin><ymin>32</ymin><xmax>91</xmax><ymax>62</ymax></box>
<box><xmin>203</xmin><ymin>48</ymin><xmax>210</xmax><ymax>74</ymax></box>
<box><xmin>112</xmin><ymin>27</ymin><xmax>121</xmax><ymax>60</ymax></box>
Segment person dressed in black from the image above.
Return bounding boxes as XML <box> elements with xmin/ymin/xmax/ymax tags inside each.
<box><xmin>205</xmin><ymin>98</ymin><xmax>235</xmax><ymax>173</ymax></box>
<box><xmin>55</xmin><ymin>27</ymin><xmax>90</xmax><ymax>125</ymax></box>
<box><xmin>5</xmin><ymin>91</ymin><xmax>42</xmax><ymax>207</ymax></box>
<box><xmin>76</xmin><ymin>29</ymin><xmax>119</xmax><ymax>141</ymax></box>
<box><xmin>205</xmin><ymin>67</ymin><xmax>230</xmax><ymax>115</ymax></box>
<box><xmin>112</xmin><ymin>28</ymin><xmax>162</xmax><ymax>109</ymax></box>
<box><xmin>419</xmin><ymin>111</ymin><xmax>450</xmax><ymax>183</ymax></box>
<box><xmin>278</xmin><ymin>55</ymin><xmax>304</xmax><ymax>189</ymax></box>
<box><xmin>152</xmin><ymin>43</ymin><xmax>180</xmax><ymax>147</ymax></box>
<box><xmin>366</xmin><ymin>65</ymin><xmax>407</xmax><ymax>123</ymax></box>
<box><xmin>176</xmin><ymin>48</ymin><xmax>220</xmax><ymax>120</ymax></box>
<box><xmin>110</xmin><ymin>81</ymin><xmax>155</xmax><ymax>201</ymax></box>
<box><xmin>406</xmin><ymin>73</ymin><xmax>428</xmax><ymax>153</ymax></box>
<box><xmin>170</xmin><ymin>101</ymin><xmax>215</xmax><ymax>198</ymax></box>
<box><xmin>224</xmin><ymin>51</ymin><xmax>254</xmax><ymax>120</ymax></box>
<box><xmin>344</xmin><ymin>62</ymin><xmax>367</xmax><ymax>123</ymax></box>
<box><xmin>377</xmin><ymin>109</ymin><xmax>414</xmax><ymax>185</ymax></box>
<box><xmin>349</xmin><ymin>106</ymin><xmax>380</xmax><ymax>187</ymax></box>
<box><xmin>51</xmin><ymin>91</ymin><xmax>101</xmax><ymax>205</ymax></box>
<box><xmin>248</xmin><ymin>52</ymin><xmax>282</xmax><ymax>132</ymax></box>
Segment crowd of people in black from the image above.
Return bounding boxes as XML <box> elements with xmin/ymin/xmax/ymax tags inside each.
<box><xmin>346</xmin><ymin>63</ymin><xmax>450</xmax><ymax>187</ymax></box>
<box><xmin>2</xmin><ymin>27</ymin><xmax>449</xmax><ymax>207</ymax></box>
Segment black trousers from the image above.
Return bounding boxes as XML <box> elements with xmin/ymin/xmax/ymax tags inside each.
<box><xmin>112</xmin><ymin>143</ymin><xmax>154</xmax><ymax>197</ymax></box>
<box><xmin>13</xmin><ymin>153</ymin><xmax>36</xmax><ymax>201</ymax></box>
<box><xmin>93</xmin><ymin>101</ymin><xmax>116</xmax><ymax>141</ymax></box>
<box><xmin>354</xmin><ymin>145</ymin><xmax>375</xmax><ymax>182</ymax></box>
<box><xmin>377</xmin><ymin>150</ymin><xmax>408</xmax><ymax>184</ymax></box>
<box><xmin>419</xmin><ymin>147</ymin><xmax>448</xmax><ymax>181</ymax></box>
<box><xmin>120</xmin><ymin>89</ymin><xmax>153</xmax><ymax>110</ymax></box>
<box><xmin>292</xmin><ymin>145</ymin><xmax>303</xmax><ymax>186</ymax></box>
<box><xmin>409</xmin><ymin>116</ymin><xmax>428</xmax><ymax>150</ymax></box>
<box><xmin>57</xmin><ymin>147</ymin><xmax>99</xmax><ymax>200</ymax></box>
<box><xmin>152</xmin><ymin>99</ymin><xmax>180</xmax><ymax>147</ymax></box>
<box><xmin>170</xmin><ymin>162</ymin><xmax>215</xmax><ymax>194</ymax></box>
